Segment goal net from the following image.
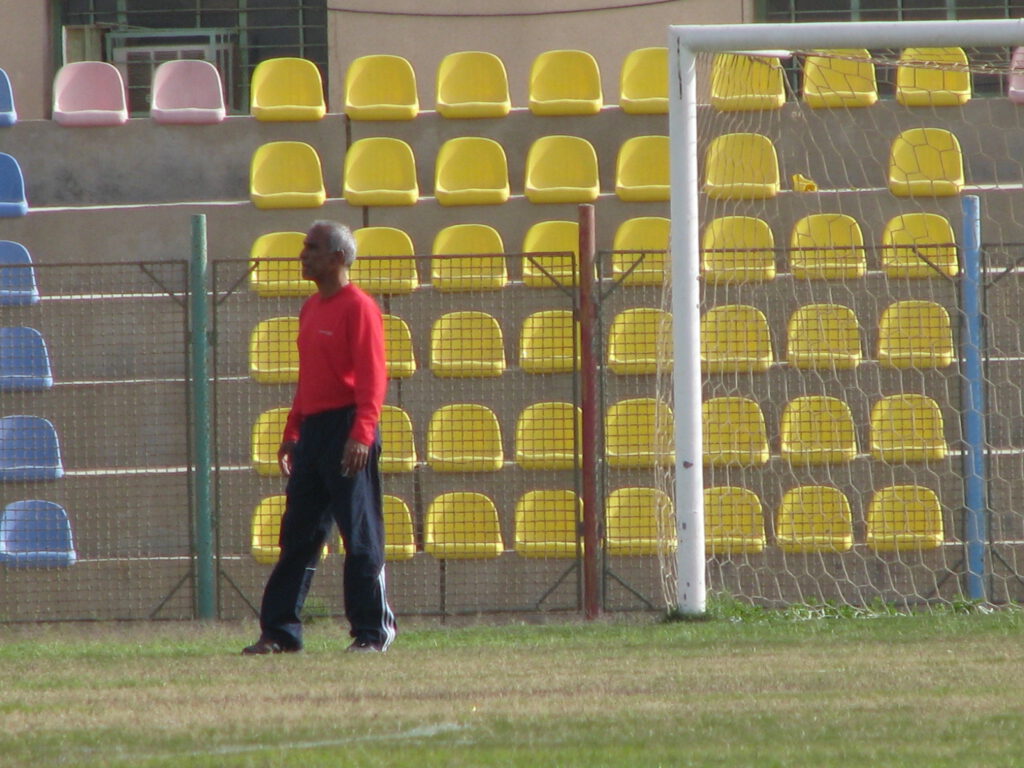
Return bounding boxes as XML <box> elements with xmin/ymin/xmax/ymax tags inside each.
<box><xmin>665</xmin><ymin>19</ymin><xmax>1024</xmax><ymax>614</ymax></box>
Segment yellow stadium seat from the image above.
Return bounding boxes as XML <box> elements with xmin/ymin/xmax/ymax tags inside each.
<box><xmin>434</xmin><ymin>137</ymin><xmax>509</xmax><ymax>206</ymax></box>
<box><xmin>701</xmin><ymin>216</ymin><xmax>776</xmax><ymax>283</ymax></box>
<box><xmin>880</xmin><ymin>213</ymin><xmax>959</xmax><ymax>278</ymax></box>
<box><xmin>343</xmin><ymin>54</ymin><xmax>418</xmax><ymax>120</ymax></box>
<box><xmin>429</xmin><ymin>311</ymin><xmax>505</xmax><ymax>378</ymax></box>
<box><xmin>383</xmin><ymin>495</ymin><xmax>417</xmax><ymax>560</ymax></box>
<box><xmin>605</xmin><ymin>487</ymin><xmax>677</xmax><ymax>556</ymax></box>
<box><xmin>249</xmin><ymin>141</ymin><xmax>326</xmax><ymax>210</ymax></box>
<box><xmin>619</xmin><ymin>46</ymin><xmax>668</xmax><ymax>115</ymax></box>
<box><xmin>607</xmin><ymin>308</ymin><xmax>672</xmax><ymax>375</ymax></box>
<box><xmin>521</xmin><ymin>219</ymin><xmax>582</xmax><ymax>288</ymax></box>
<box><xmin>343</xmin><ymin>137</ymin><xmax>419</xmax><ymax>207</ymax></box>
<box><xmin>780</xmin><ymin>395</ymin><xmax>858</xmax><ymax>466</ymax></box>
<box><xmin>704</xmin><ymin>486</ymin><xmax>766</xmax><ymax>555</ymax></box>
<box><xmin>701</xmin><ymin>304</ymin><xmax>773</xmax><ymax>374</ymax></box>
<box><xmin>435</xmin><ymin>51</ymin><xmax>510</xmax><ymax>119</ymax></box>
<box><xmin>251</xmin><ymin>496</ymin><xmax>329</xmax><ymax>564</ymax></box>
<box><xmin>605</xmin><ymin>398</ymin><xmax>675</xmax><ymax>469</ymax></box>
<box><xmin>869</xmin><ymin>394</ymin><xmax>948</xmax><ymax>463</ymax></box>
<box><xmin>776</xmin><ymin>486</ymin><xmax>854</xmax><ymax>553</ymax></box>
<box><xmin>249</xmin><ymin>232</ymin><xmax>312</xmax><ymax>298</ymax></box>
<box><xmin>703</xmin><ymin>133</ymin><xmax>780</xmax><ymax>200</ymax></box>
<box><xmin>514</xmin><ymin>490</ymin><xmax>582</xmax><ymax>558</ymax></box>
<box><xmin>250</xmin><ymin>57</ymin><xmax>325</xmax><ymax>122</ymax></box>
<box><xmin>524</xmin><ymin>135</ymin><xmax>600</xmax><ymax>204</ymax></box>
<box><xmin>426</xmin><ymin>404</ymin><xmax>504</xmax><ymax>472</ymax></box>
<box><xmin>425</xmin><ymin>492</ymin><xmax>504</xmax><ymax>559</ymax></box>
<box><xmin>896</xmin><ymin>47</ymin><xmax>971</xmax><ymax>107</ymax></box>
<box><xmin>528</xmin><ymin>49</ymin><xmax>603</xmax><ymax>116</ymax></box>
<box><xmin>251</xmin><ymin>407</ymin><xmax>290</xmax><ymax>476</ymax></box>
<box><xmin>514</xmin><ymin>402</ymin><xmax>581</xmax><ymax>470</ymax></box>
<box><xmin>710</xmin><ymin>53</ymin><xmax>786</xmax><ymax>111</ymax></box>
<box><xmin>351</xmin><ymin>226</ymin><xmax>418</xmax><ymax>295</ymax></box>
<box><xmin>431</xmin><ymin>223</ymin><xmax>507</xmax><ymax>292</ymax></box>
<box><xmin>785</xmin><ymin>304</ymin><xmax>862</xmax><ymax>370</ymax></box>
<box><xmin>249</xmin><ymin>316</ymin><xmax>299</xmax><ymax>384</ymax></box>
<box><xmin>866</xmin><ymin>485</ymin><xmax>944</xmax><ymax>552</ymax></box>
<box><xmin>888</xmin><ymin>128</ymin><xmax>964</xmax><ymax>198</ymax></box>
<box><xmin>877</xmin><ymin>300</ymin><xmax>954</xmax><ymax>370</ymax></box>
<box><xmin>518</xmin><ymin>310</ymin><xmax>580</xmax><ymax>374</ymax></box>
<box><xmin>789</xmin><ymin>214</ymin><xmax>867</xmax><ymax>280</ymax></box>
<box><xmin>615</xmin><ymin>135</ymin><xmax>669</xmax><ymax>202</ymax></box>
<box><xmin>380</xmin><ymin>405</ymin><xmax>416</xmax><ymax>474</ymax></box>
<box><xmin>801</xmin><ymin>49</ymin><xmax>877</xmax><ymax>108</ymax></box>
<box><xmin>702</xmin><ymin>397</ymin><xmax>770</xmax><ymax>467</ymax></box>
<box><xmin>383</xmin><ymin>314</ymin><xmax>416</xmax><ymax>379</ymax></box>
<box><xmin>612</xmin><ymin>216</ymin><xmax>669</xmax><ymax>286</ymax></box>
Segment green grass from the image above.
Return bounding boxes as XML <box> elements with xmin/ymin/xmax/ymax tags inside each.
<box><xmin>2</xmin><ymin>604</ymin><xmax>1024</xmax><ymax>767</ymax></box>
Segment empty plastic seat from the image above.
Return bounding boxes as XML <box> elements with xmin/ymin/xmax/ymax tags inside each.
<box><xmin>344</xmin><ymin>54</ymin><xmax>418</xmax><ymax>120</ymax></box>
<box><xmin>615</xmin><ymin>135</ymin><xmax>669</xmax><ymax>202</ymax></box>
<box><xmin>350</xmin><ymin>226</ymin><xmax>418</xmax><ymax>294</ymax></box>
<box><xmin>776</xmin><ymin>485</ymin><xmax>854</xmax><ymax>553</ymax></box>
<box><xmin>0</xmin><ymin>68</ymin><xmax>16</xmax><ymax>126</ymax></box>
<box><xmin>711</xmin><ymin>53</ymin><xmax>786</xmax><ymax>111</ymax></box>
<box><xmin>343</xmin><ymin>137</ymin><xmax>419</xmax><ymax>207</ymax></box>
<box><xmin>529</xmin><ymin>49</ymin><xmax>603</xmax><ymax>116</ymax></box>
<box><xmin>380</xmin><ymin>405</ymin><xmax>416</xmax><ymax>473</ymax></box>
<box><xmin>619</xmin><ymin>47</ymin><xmax>668</xmax><ymax>115</ymax></box>
<box><xmin>701</xmin><ymin>304</ymin><xmax>773</xmax><ymax>374</ymax></box>
<box><xmin>605</xmin><ymin>487</ymin><xmax>677</xmax><ymax>556</ymax></box>
<box><xmin>702</xmin><ymin>397</ymin><xmax>770</xmax><ymax>467</ymax></box>
<box><xmin>704</xmin><ymin>486</ymin><xmax>766</xmax><ymax>555</ymax></box>
<box><xmin>896</xmin><ymin>47</ymin><xmax>971</xmax><ymax>107</ymax></box>
<box><xmin>435</xmin><ymin>51</ymin><xmax>510</xmax><ymax>119</ymax></box>
<box><xmin>607</xmin><ymin>308</ymin><xmax>672</xmax><ymax>375</ymax></box>
<box><xmin>383</xmin><ymin>314</ymin><xmax>416</xmax><ymax>379</ymax></box>
<box><xmin>431</xmin><ymin>224</ymin><xmax>507</xmax><ymax>292</ymax></box>
<box><xmin>434</xmin><ymin>137</ymin><xmax>509</xmax><ymax>206</ymax></box>
<box><xmin>703</xmin><ymin>133</ymin><xmax>780</xmax><ymax>200</ymax></box>
<box><xmin>52</xmin><ymin>61</ymin><xmax>128</xmax><ymax>126</ymax></box>
<box><xmin>869</xmin><ymin>394</ymin><xmax>948</xmax><ymax>463</ymax></box>
<box><xmin>248</xmin><ymin>232</ymin><xmax>311</xmax><ymax>297</ymax></box>
<box><xmin>426</xmin><ymin>404</ymin><xmax>504</xmax><ymax>472</ymax></box>
<box><xmin>250</xmin><ymin>495</ymin><xmax>329</xmax><ymax>564</ymax></box>
<box><xmin>0</xmin><ymin>241</ymin><xmax>38</xmax><ymax>305</ymax></box>
<box><xmin>0</xmin><ymin>327</ymin><xmax>53</xmax><ymax>390</ymax></box>
<box><xmin>785</xmin><ymin>304</ymin><xmax>862</xmax><ymax>370</ymax></box>
<box><xmin>429</xmin><ymin>311</ymin><xmax>505</xmax><ymax>378</ymax></box>
<box><xmin>514</xmin><ymin>402</ymin><xmax>581</xmax><ymax>470</ymax></box>
<box><xmin>150</xmin><ymin>59</ymin><xmax>226</xmax><ymax>124</ymax></box>
<box><xmin>877</xmin><ymin>300</ymin><xmax>954</xmax><ymax>370</ymax></box>
<box><xmin>521</xmin><ymin>219</ymin><xmax>581</xmax><ymax>288</ymax></box>
<box><xmin>888</xmin><ymin>128</ymin><xmax>963</xmax><ymax>198</ymax></box>
<box><xmin>880</xmin><ymin>213</ymin><xmax>958</xmax><ymax>278</ymax></box>
<box><xmin>605</xmin><ymin>398</ymin><xmax>675</xmax><ymax>469</ymax></box>
<box><xmin>701</xmin><ymin>216</ymin><xmax>776</xmax><ymax>283</ymax></box>
<box><xmin>524</xmin><ymin>135</ymin><xmax>600</xmax><ymax>204</ymax></box>
<box><xmin>425</xmin><ymin>492</ymin><xmax>504</xmax><ymax>559</ymax></box>
<box><xmin>0</xmin><ymin>500</ymin><xmax>76</xmax><ymax>567</ymax></box>
<box><xmin>1009</xmin><ymin>46</ymin><xmax>1024</xmax><ymax>104</ymax></box>
<box><xmin>250</xmin><ymin>57</ymin><xmax>325</xmax><ymax>121</ymax></box>
<box><xmin>866</xmin><ymin>485</ymin><xmax>944</xmax><ymax>551</ymax></box>
<box><xmin>519</xmin><ymin>310</ymin><xmax>580</xmax><ymax>374</ymax></box>
<box><xmin>801</xmin><ymin>49</ymin><xmax>877</xmax><ymax>108</ymax></box>
<box><xmin>612</xmin><ymin>216</ymin><xmax>669</xmax><ymax>286</ymax></box>
<box><xmin>514</xmin><ymin>490</ymin><xmax>582</xmax><ymax>558</ymax></box>
<box><xmin>383</xmin><ymin>496</ymin><xmax>417</xmax><ymax>560</ymax></box>
<box><xmin>0</xmin><ymin>153</ymin><xmax>28</xmax><ymax>217</ymax></box>
<box><xmin>251</xmin><ymin>407</ymin><xmax>290</xmax><ymax>476</ymax></box>
<box><xmin>789</xmin><ymin>214</ymin><xmax>866</xmax><ymax>279</ymax></box>
<box><xmin>780</xmin><ymin>395</ymin><xmax>858</xmax><ymax>466</ymax></box>
<box><xmin>0</xmin><ymin>416</ymin><xmax>63</xmax><ymax>481</ymax></box>
<box><xmin>248</xmin><ymin>317</ymin><xmax>298</xmax><ymax>384</ymax></box>
<box><xmin>249</xmin><ymin>141</ymin><xmax>326</xmax><ymax>209</ymax></box>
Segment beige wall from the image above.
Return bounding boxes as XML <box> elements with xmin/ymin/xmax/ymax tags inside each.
<box><xmin>0</xmin><ymin>0</ymin><xmax>53</xmax><ymax>119</ymax></box>
<box><xmin>327</xmin><ymin>0</ymin><xmax>752</xmax><ymax>112</ymax></box>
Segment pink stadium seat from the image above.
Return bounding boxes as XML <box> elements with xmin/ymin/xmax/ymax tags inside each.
<box><xmin>52</xmin><ymin>61</ymin><xmax>128</xmax><ymax>126</ymax></box>
<box><xmin>1009</xmin><ymin>47</ymin><xmax>1024</xmax><ymax>104</ymax></box>
<box><xmin>150</xmin><ymin>60</ymin><xmax>226</xmax><ymax>124</ymax></box>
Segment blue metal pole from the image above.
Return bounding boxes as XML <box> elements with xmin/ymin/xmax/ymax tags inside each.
<box><xmin>960</xmin><ymin>195</ymin><xmax>987</xmax><ymax>602</ymax></box>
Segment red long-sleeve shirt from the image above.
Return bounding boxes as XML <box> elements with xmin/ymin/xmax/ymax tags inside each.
<box><xmin>282</xmin><ymin>284</ymin><xmax>387</xmax><ymax>446</ymax></box>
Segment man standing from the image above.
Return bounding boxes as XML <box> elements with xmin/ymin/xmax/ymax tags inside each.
<box><xmin>243</xmin><ymin>220</ymin><xmax>396</xmax><ymax>654</ymax></box>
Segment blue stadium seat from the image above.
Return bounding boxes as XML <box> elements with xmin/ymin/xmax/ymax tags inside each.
<box><xmin>0</xmin><ymin>153</ymin><xmax>28</xmax><ymax>217</ymax></box>
<box><xmin>0</xmin><ymin>415</ymin><xmax>64</xmax><ymax>481</ymax></box>
<box><xmin>0</xmin><ymin>327</ymin><xmax>53</xmax><ymax>390</ymax></box>
<box><xmin>0</xmin><ymin>500</ymin><xmax>77</xmax><ymax>567</ymax></box>
<box><xmin>0</xmin><ymin>241</ymin><xmax>39</xmax><ymax>305</ymax></box>
<box><xmin>0</xmin><ymin>68</ymin><xmax>16</xmax><ymax>126</ymax></box>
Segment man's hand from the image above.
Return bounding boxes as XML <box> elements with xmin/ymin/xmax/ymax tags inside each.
<box><xmin>341</xmin><ymin>438</ymin><xmax>370</xmax><ymax>477</ymax></box>
<box><xmin>278</xmin><ymin>440</ymin><xmax>297</xmax><ymax>477</ymax></box>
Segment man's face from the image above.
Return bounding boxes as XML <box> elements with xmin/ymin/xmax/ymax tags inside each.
<box><xmin>300</xmin><ymin>226</ymin><xmax>339</xmax><ymax>282</ymax></box>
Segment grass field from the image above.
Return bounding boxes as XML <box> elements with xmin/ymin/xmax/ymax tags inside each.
<box><xmin>2</xmin><ymin>603</ymin><xmax>1024</xmax><ymax>767</ymax></box>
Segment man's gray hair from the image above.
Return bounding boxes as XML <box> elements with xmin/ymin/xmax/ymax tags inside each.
<box><xmin>311</xmin><ymin>220</ymin><xmax>357</xmax><ymax>267</ymax></box>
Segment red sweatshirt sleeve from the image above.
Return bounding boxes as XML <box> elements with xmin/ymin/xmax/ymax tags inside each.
<box><xmin>348</xmin><ymin>293</ymin><xmax>387</xmax><ymax>446</ymax></box>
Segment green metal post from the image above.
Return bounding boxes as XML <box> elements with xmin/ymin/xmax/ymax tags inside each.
<box><xmin>190</xmin><ymin>214</ymin><xmax>216</xmax><ymax>619</ymax></box>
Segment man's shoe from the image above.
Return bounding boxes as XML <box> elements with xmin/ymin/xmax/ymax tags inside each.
<box><xmin>241</xmin><ymin>638</ymin><xmax>299</xmax><ymax>655</ymax></box>
<box><xmin>346</xmin><ymin>639</ymin><xmax>384</xmax><ymax>653</ymax></box>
